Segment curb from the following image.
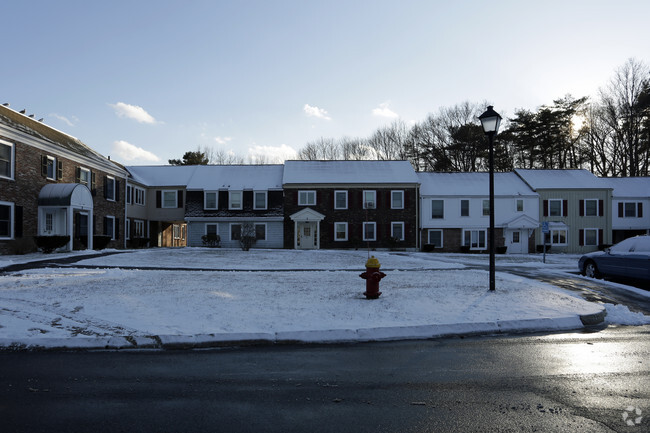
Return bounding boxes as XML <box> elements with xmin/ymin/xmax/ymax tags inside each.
<box><xmin>0</xmin><ymin>309</ymin><xmax>607</xmax><ymax>351</ymax></box>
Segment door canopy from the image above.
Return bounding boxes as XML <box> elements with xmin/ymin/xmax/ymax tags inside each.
<box><xmin>38</xmin><ymin>183</ymin><xmax>93</xmax><ymax>210</ymax></box>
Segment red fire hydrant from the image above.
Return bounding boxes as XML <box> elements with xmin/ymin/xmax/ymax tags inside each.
<box><xmin>360</xmin><ymin>256</ymin><xmax>386</xmax><ymax>299</ymax></box>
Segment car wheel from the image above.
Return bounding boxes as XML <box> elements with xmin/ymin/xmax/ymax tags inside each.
<box><xmin>584</xmin><ymin>261</ymin><xmax>600</xmax><ymax>279</ymax></box>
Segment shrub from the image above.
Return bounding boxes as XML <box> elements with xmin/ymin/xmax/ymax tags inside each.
<box><xmin>201</xmin><ymin>234</ymin><xmax>221</xmax><ymax>248</ymax></box>
<box><xmin>422</xmin><ymin>244</ymin><xmax>436</xmax><ymax>252</ymax></box>
<box><xmin>34</xmin><ymin>235</ymin><xmax>71</xmax><ymax>254</ymax></box>
<box><xmin>385</xmin><ymin>236</ymin><xmax>401</xmax><ymax>250</ymax></box>
<box><xmin>239</xmin><ymin>223</ymin><xmax>257</xmax><ymax>251</ymax></box>
<box><xmin>496</xmin><ymin>246</ymin><xmax>508</xmax><ymax>254</ymax></box>
<box><xmin>536</xmin><ymin>244</ymin><xmax>551</xmax><ymax>253</ymax></box>
<box><xmin>130</xmin><ymin>237</ymin><xmax>151</xmax><ymax>249</ymax></box>
<box><xmin>93</xmin><ymin>235</ymin><xmax>112</xmax><ymax>250</ymax></box>
<box><xmin>9</xmin><ymin>237</ymin><xmax>37</xmax><ymax>255</ymax></box>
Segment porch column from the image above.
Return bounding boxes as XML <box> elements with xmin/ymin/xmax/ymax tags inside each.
<box><xmin>67</xmin><ymin>207</ymin><xmax>74</xmax><ymax>251</ymax></box>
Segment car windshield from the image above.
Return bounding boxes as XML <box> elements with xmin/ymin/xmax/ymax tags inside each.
<box><xmin>609</xmin><ymin>237</ymin><xmax>638</xmax><ymax>253</ymax></box>
<box><xmin>635</xmin><ymin>237</ymin><xmax>650</xmax><ymax>252</ymax></box>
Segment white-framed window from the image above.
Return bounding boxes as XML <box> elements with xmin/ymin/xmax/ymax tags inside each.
<box><xmin>125</xmin><ymin>218</ymin><xmax>131</xmax><ymax>240</ymax></box>
<box><xmin>584</xmin><ymin>199</ymin><xmax>598</xmax><ymax>217</ymax></box>
<box><xmin>391</xmin><ymin>190</ymin><xmax>404</xmax><ymax>209</ymax></box>
<box><xmin>391</xmin><ymin>222</ymin><xmax>405</xmax><ymax>241</ymax></box>
<box><xmin>482</xmin><ymin>200</ymin><xmax>490</xmax><ymax>216</ymax></box>
<box><xmin>126</xmin><ymin>186</ymin><xmax>132</xmax><ymax>205</ymax></box>
<box><xmin>255</xmin><ymin>223</ymin><xmax>266</xmax><ymax>240</ymax></box>
<box><xmin>460</xmin><ymin>199</ymin><xmax>470</xmax><ymax>217</ymax></box>
<box><xmin>363</xmin><ymin>190</ymin><xmax>376</xmax><ymax>209</ymax></box>
<box><xmin>134</xmin><ymin>186</ymin><xmax>145</xmax><ymax>205</ymax></box>
<box><xmin>229</xmin><ymin>191</ymin><xmax>243</xmax><ymax>210</ymax></box>
<box><xmin>363</xmin><ymin>222</ymin><xmax>376</xmax><ymax>241</ymax></box>
<box><xmin>205</xmin><ymin>223</ymin><xmax>218</xmax><ymax>236</ymax></box>
<box><xmin>428</xmin><ymin>229</ymin><xmax>443</xmax><ymax>248</ymax></box>
<box><xmin>204</xmin><ymin>191</ymin><xmax>218</xmax><ymax>210</ymax></box>
<box><xmin>44</xmin><ymin>212</ymin><xmax>54</xmax><ymax>233</ymax></box>
<box><xmin>431</xmin><ymin>200</ymin><xmax>444</xmax><ymax>219</ymax></box>
<box><xmin>0</xmin><ymin>201</ymin><xmax>14</xmax><ymax>239</ymax></box>
<box><xmin>105</xmin><ymin>216</ymin><xmax>116</xmax><ymax>240</ymax></box>
<box><xmin>173</xmin><ymin>224</ymin><xmax>181</xmax><ymax>240</ymax></box>
<box><xmin>46</xmin><ymin>156</ymin><xmax>56</xmax><ymax>180</ymax></box>
<box><xmin>334</xmin><ymin>191</ymin><xmax>348</xmax><ymax>210</ymax></box>
<box><xmin>298</xmin><ymin>190</ymin><xmax>316</xmax><ymax>206</ymax></box>
<box><xmin>334</xmin><ymin>222</ymin><xmax>348</xmax><ymax>241</ymax></box>
<box><xmin>106</xmin><ymin>176</ymin><xmax>116</xmax><ymax>201</ymax></box>
<box><xmin>134</xmin><ymin>220</ymin><xmax>145</xmax><ymax>237</ymax></box>
<box><xmin>545</xmin><ymin>229</ymin><xmax>568</xmax><ymax>245</ymax></box>
<box><xmin>512</xmin><ymin>231</ymin><xmax>520</xmax><ymax>243</ymax></box>
<box><xmin>549</xmin><ymin>199</ymin><xmax>563</xmax><ymax>217</ymax></box>
<box><xmin>463</xmin><ymin>229</ymin><xmax>487</xmax><ymax>250</ymax></box>
<box><xmin>162</xmin><ymin>190</ymin><xmax>177</xmax><ymax>208</ymax></box>
<box><xmin>230</xmin><ymin>223</ymin><xmax>242</xmax><ymax>241</ymax></box>
<box><xmin>623</xmin><ymin>202</ymin><xmax>638</xmax><ymax>217</ymax></box>
<box><xmin>254</xmin><ymin>191</ymin><xmax>267</xmax><ymax>210</ymax></box>
<box><xmin>584</xmin><ymin>228</ymin><xmax>598</xmax><ymax>246</ymax></box>
<box><xmin>79</xmin><ymin>167</ymin><xmax>91</xmax><ymax>187</ymax></box>
<box><xmin>0</xmin><ymin>139</ymin><xmax>14</xmax><ymax>180</ymax></box>
<box><xmin>516</xmin><ymin>199</ymin><xmax>524</xmax><ymax>212</ymax></box>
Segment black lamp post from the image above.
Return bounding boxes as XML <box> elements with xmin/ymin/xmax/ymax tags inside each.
<box><xmin>478</xmin><ymin>106</ymin><xmax>502</xmax><ymax>292</ymax></box>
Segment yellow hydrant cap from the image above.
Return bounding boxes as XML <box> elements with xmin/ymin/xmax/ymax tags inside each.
<box><xmin>366</xmin><ymin>256</ymin><xmax>381</xmax><ymax>268</ymax></box>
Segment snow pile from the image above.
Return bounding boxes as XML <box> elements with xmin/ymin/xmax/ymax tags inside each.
<box><xmin>604</xmin><ymin>303</ymin><xmax>650</xmax><ymax>325</ymax></box>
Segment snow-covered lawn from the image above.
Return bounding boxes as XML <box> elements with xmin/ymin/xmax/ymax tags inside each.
<box><xmin>0</xmin><ymin>248</ymin><xmax>648</xmax><ymax>349</ymax></box>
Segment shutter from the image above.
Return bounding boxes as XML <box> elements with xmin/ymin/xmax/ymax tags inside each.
<box><xmin>598</xmin><ymin>229</ymin><xmax>603</xmax><ymax>246</ymax></box>
<box><xmin>115</xmin><ymin>181</ymin><xmax>120</xmax><ymax>202</ymax></box>
<box><xmin>543</xmin><ymin>200</ymin><xmax>548</xmax><ymax>217</ymax></box>
<box><xmin>103</xmin><ymin>177</ymin><xmax>108</xmax><ymax>199</ymax></box>
<box><xmin>330</xmin><ymin>192</ymin><xmax>334</xmax><ymax>209</ymax></box>
<box><xmin>618</xmin><ymin>202</ymin><xmax>624</xmax><ymax>217</ymax></box>
<box><xmin>579</xmin><ymin>200</ymin><xmax>584</xmax><ymax>216</ymax></box>
<box><xmin>404</xmin><ymin>190</ymin><xmax>409</xmax><ymax>208</ymax></box>
<box><xmin>57</xmin><ymin>160</ymin><xmax>63</xmax><ymax>180</ymax></box>
<box><xmin>331</xmin><ymin>223</ymin><xmax>335</xmax><ymax>240</ymax></box>
<box><xmin>41</xmin><ymin>155</ymin><xmax>48</xmax><ymax>177</ymax></box>
<box><xmin>579</xmin><ymin>229</ymin><xmax>584</xmax><ymax>246</ymax></box>
<box><xmin>562</xmin><ymin>200</ymin><xmax>568</xmax><ymax>217</ymax></box>
<box><xmin>75</xmin><ymin>167</ymin><xmax>81</xmax><ymax>183</ymax></box>
<box><xmin>103</xmin><ymin>217</ymin><xmax>109</xmax><ymax>236</ymax></box>
<box><xmin>115</xmin><ymin>218</ymin><xmax>120</xmax><ymax>240</ymax></box>
<box><xmin>14</xmin><ymin>206</ymin><xmax>23</xmax><ymax>238</ymax></box>
<box><xmin>598</xmin><ymin>200</ymin><xmax>604</xmax><ymax>217</ymax></box>
<box><xmin>638</xmin><ymin>202</ymin><xmax>643</xmax><ymax>218</ymax></box>
<box><xmin>177</xmin><ymin>190</ymin><xmax>184</xmax><ymax>208</ymax></box>
<box><xmin>375</xmin><ymin>191</ymin><xmax>380</xmax><ymax>208</ymax></box>
<box><xmin>156</xmin><ymin>191</ymin><xmax>162</xmax><ymax>208</ymax></box>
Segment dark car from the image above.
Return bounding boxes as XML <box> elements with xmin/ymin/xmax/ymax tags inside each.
<box><xmin>578</xmin><ymin>235</ymin><xmax>650</xmax><ymax>284</ymax></box>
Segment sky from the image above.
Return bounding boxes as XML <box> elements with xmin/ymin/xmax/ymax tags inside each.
<box><xmin>3</xmin><ymin>0</ymin><xmax>650</xmax><ymax>165</ymax></box>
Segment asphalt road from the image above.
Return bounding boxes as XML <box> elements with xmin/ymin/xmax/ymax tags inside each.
<box><xmin>1</xmin><ymin>325</ymin><xmax>648</xmax><ymax>433</ymax></box>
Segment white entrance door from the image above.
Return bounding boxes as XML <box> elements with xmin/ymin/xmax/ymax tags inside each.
<box><xmin>298</xmin><ymin>222</ymin><xmax>317</xmax><ymax>249</ymax></box>
<box><xmin>506</xmin><ymin>229</ymin><xmax>526</xmax><ymax>254</ymax></box>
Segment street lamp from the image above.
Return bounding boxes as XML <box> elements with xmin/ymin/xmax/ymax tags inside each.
<box><xmin>478</xmin><ymin>106</ymin><xmax>502</xmax><ymax>292</ymax></box>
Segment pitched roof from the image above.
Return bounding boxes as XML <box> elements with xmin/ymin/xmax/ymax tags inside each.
<box><xmin>282</xmin><ymin>160</ymin><xmax>418</xmax><ymax>185</ymax></box>
<box><xmin>126</xmin><ymin>165</ymin><xmax>199</xmax><ymax>187</ymax></box>
<box><xmin>514</xmin><ymin>169</ymin><xmax>607</xmax><ymax>190</ymax></box>
<box><xmin>418</xmin><ymin>172</ymin><xmax>537</xmax><ymax>196</ymax></box>
<box><xmin>600</xmin><ymin>177</ymin><xmax>650</xmax><ymax>198</ymax></box>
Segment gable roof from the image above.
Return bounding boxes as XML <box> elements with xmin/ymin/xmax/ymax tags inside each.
<box><xmin>514</xmin><ymin>169</ymin><xmax>608</xmax><ymax>190</ymax></box>
<box><xmin>186</xmin><ymin>165</ymin><xmax>284</xmax><ymax>190</ymax></box>
<box><xmin>600</xmin><ymin>177</ymin><xmax>650</xmax><ymax>198</ymax></box>
<box><xmin>418</xmin><ymin>172</ymin><xmax>537</xmax><ymax>196</ymax></box>
<box><xmin>126</xmin><ymin>165</ymin><xmax>198</xmax><ymax>187</ymax></box>
<box><xmin>283</xmin><ymin>160</ymin><xmax>418</xmax><ymax>185</ymax></box>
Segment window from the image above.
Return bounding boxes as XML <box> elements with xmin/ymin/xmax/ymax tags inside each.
<box><xmin>431</xmin><ymin>200</ymin><xmax>444</xmax><ymax>219</ymax></box>
<box><xmin>334</xmin><ymin>191</ymin><xmax>348</xmax><ymax>209</ymax></box>
<box><xmin>545</xmin><ymin>229</ymin><xmax>568</xmax><ymax>245</ymax></box>
<box><xmin>298</xmin><ymin>190</ymin><xmax>316</xmax><ymax>206</ymax></box>
<box><xmin>363</xmin><ymin>222</ymin><xmax>376</xmax><ymax>241</ymax></box>
<box><xmin>482</xmin><ymin>200</ymin><xmax>490</xmax><ymax>216</ymax></box>
<box><xmin>125</xmin><ymin>219</ymin><xmax>131</xmax><ymax>240</ymax></box>
<box><xmin>79</xmin><ymin>167</ymin><xmax>90</xmax><ymax>186</ymax></box>
<box><xmin>428</xmin><ymin>230</ymin><xmax>443</xmax><ymax>248</ymax></box>
<box><xmin>512</xmin><ymin>231</ymin><xmax>520</xmax><ymax>243</ymax></box>
<box><xmin>205</xmin><ymin>223</ymin><xmax>218</xmax><ymax>236</ymax></box>
<box><xmin>584</xmin><ymin>229</ymin><xmax>598</xmax><ymax>246</ymax></box>
<box><xmin>230</xmin><ymin>223</ymin><xmax>242</xmax><ymax>241</ymax></box>
<box><xmin>254</xmin><ymin>191</ymin><xmax>267</xmax><ymax>210</ymax></box>
<box><xmin>363</xmin><ymin>190</ymin><xmax>376</xmax><ymax>209</ymax></box>
<box><xmin>391</xmin><ymin>191</ymin><xmax>404</xmax><ymax>209</ymax></box>
<box><xmin>134</xmin><ymin>220</ymin><xmax>145</xmax><ymax>237</ymax></box>
<box><xmin>391</xmin><ymin>222</ymin><xmax>405</xmax><ymax>241</ymax></box>
<box><xmin>0</xmin><ymin>140</ymin><xmax>14</xmax><ymax>180</ymax></box>
<box><xmin>126</xmin><ymin>186</ymin><xmax>132</xmax><ymax>204</ymax></box>
<box><xmin>255</xmin><ymin>224</ymin><xmax>266</xmax><ymax>240</ymax></box>
<box><xmin>623</xmin><ymin>202</ymin><xmax>638</xmax><ymax>218</ymax></box>
<box><xmin>549</xmin><ymin>199</ymin><xmax>562</xmax><ymax>217</ymax></box>
<box><xmin>584</xmin><ymin>199</ymin><xmax>598</xmax><ymax>216</ymax></box>
<box><xmin>464</xmin><ymin>229</ymin><xmax>486</xmax><ymax>250</ymax></box>
<box><xmin>334</xmin><ymin>222</ymin><xmax>348</xmax><ymax>241</ymax></box>
<box><xmin>461</xmin><ymin>200</ymin><xmax>470</xmax><ymax>217</ymax></box>
<box><xmin>46</xmin><ymin>156</ymin><xmax>56</xmax><ymax>180</ymax></box>
<box><xmin>105</xmin><ymin>216</ymin><xmax>115</xmax><ymax>240</ymax></box>
<box><xmin>106</xmin><ymin>177</ymin><xmax>116</xmax><ymax>201</ymax></box>
<box><xmin>162</xmin><ymin>190</ymin><xmax>177</xmax><ymax>208</ymax></box>
<box><xmin>0</xmin><ymin>202</ymin><xmax>13</xmax><ymax>239</ymax></box>
<box><xmin>134</xmin><ymin>187</ymin><xmax>145</xmax><ymax>205</ymax></box>
<box><xmin>204</xmin><ymin>191</ymin><xmax>218</xmax><ymax>210</ymax></box>
<box><xmin>45</xmin><ymin>212</ymin><xmax>54</xmax><ymax>233</ymax></box>
<box><xmin>516</xmin><ymin>199</ymin><xmax>524</xmax><ymax>212</ymax></box>
<box><xmin>173</xmin><ymin>224</ymin><xmax>181</xmax><ymax>240</ymax></box>
<box><xmin>229</xmin><ymin>191</ymin><xmax>242</xmax><ymax>210</ymax></box>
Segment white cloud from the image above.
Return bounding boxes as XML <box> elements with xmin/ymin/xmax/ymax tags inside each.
<box><xmin>214</xmin><ymin>136</ymin><xmax>233</xmax><ymax>145</ymax></box>
<box><xmin>372</xmin><ymin>102</ymin><xmax>399</xmax><ymax>119</ymax></box>
<box><xmin>247</xmin><ymin>143</ymin><xmax>297</xmax><ymax>163</ymax></box>
<box><xmin>109</xmin><ymin>102</ymin><xmax>157</xmax><ymax>124</ymax></box>
<box><xmin>50</xmin><ymin>113</ymin><xmax>77</xmax><ymax>127</ymax></box>
<box><xmin>303</xmin><ymin>104</ymin><xmax>331</xmax><ymax>120</ymax></box>
<box><xmin>112</xmin><ymin>140</ymin><xmax>161</xmax><ymax>162</ymax></box>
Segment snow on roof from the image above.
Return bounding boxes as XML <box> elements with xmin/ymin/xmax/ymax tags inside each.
<box><xmin>418</xmin><ymin>172</ymin><xmax>537</xmax><ymax>196</ymax></box>
<box><xmin>514</xmin><ymin>169</ymin><xmax>606</xmax><ymax>190</ymax></box>
<box><xmin>186</xmin><ymin>165</ymin><xmax>284</xmax><ymax>190</ymax></box>
<box><xmin>282</xmin><ymin>160</ymin><xmax>418</xmax><ymax>184</ymax></box>
<box><xmin>126</xmin><ymin>165</ymin><xmax>199</xmax><ymax>187</ymax></box>
<box><xmin>600</xmin><ymin>177</ymin><xmax>650</xmax><ymax>198</ymax></box>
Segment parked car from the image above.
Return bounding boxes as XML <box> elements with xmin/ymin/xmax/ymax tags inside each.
<box><xmin>578</xmin><ymin>235</ymin><xmax>650</xmax><ymax>284</ymax></box>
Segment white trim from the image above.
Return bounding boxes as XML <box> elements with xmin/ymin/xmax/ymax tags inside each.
<box><xmin>105</xmin><ymin>215</ymin><xmax>116</xmax><ymax>240</ymax></box>
<box><xmin>363</xmin><ymin>190</ymin><xmax>376</xmax><ymax>209</ymax></box>
<box><xmin>161</xmin><ymin>190</ymin><xmax>177</xmax><ymax>208</ymax></box>
<box><xmin>46</xmin><ymin>155</ymin><xmax>56</xmax><ymax>180</ymax></box>
<box><xmin>298</xmin><ymin>190</ymin><xmax>316</xmax><ymax>206</ymax></box>
<box><xmin>463</xmin><ymin>228</ymin><xmax>487</xmax><ymax>250</ymax></box>
<box><xmin>0</xmin><ymin>200</ymin><xmax>14</xmax><ymax>240</ymax></box>
<box><xmin>584</xmin><ymin>227</ymin><xmax>599</xmax><ymax>246</ymax></box>
<box><xmin>334</xmin><ymin>190</ymin><xmax>348</xmax><ymax>210</ymax></box>
<box><xmin>204</xmin><ymin>191</ymin><xmax>218</xmax><ymax>210</ymax></box>
<box><xmin>427</xmin><ymin>229</ymin><xmax>443</xmax><ymax>248</ymax></box>
<box><xmin>229</xmin><ymin>191</ymin><xmax>243</xmax><ymax>210</ymax></box>
<box><xmin>134</xmin><ymin>219</ymin><xmax>145</xmax><ymax>238</ymax></box>
<box><xmin>391</xmin><ymin>221</ymin><xmax>405</xmax><ymax>241</ymax></box>
<box><xmin>125</xmin><ymin>218</ymin><xmax>131</xmax><ymax>240</ymax></box>
<box><xmin>362</xmin><ymin>221</ymin><xmax>376</xmax><ymax>241</ymax></box>
<box><xmin>515</xmin><ymin>198</ymin><xmax>524</xmax><ymax>212</ymax></box>
<box><xmin>391</xmin><ymin>190</ymin><xmax>404</xmax><ymax>209</ymax></box>
<box><xmin>0</xmin><ymin>138</ymin><xmax>15</xmax><ymax>180</ymax></box>
<box><xmin>106</xmin><ymin>176</ymin><xmax>116</xmax><ymax>202</ymax></box>
<box><xmin>548</xmin><ymin>198</ymin><xmax>563</xmax><ymax>217</ymax></box>
<box><xmin>253</xmin><ymin>191</ymin><xmax>268</xmax><ymax>210</ymax></box>
<box><xmin>334</xmin><ymin>222</ymin><xmax>348</xmax><ymax>241</ymax></box>
<box><xmin>584</xmin><ymin>198</ymin><xmax>599</xmax><ymax>217</ymax></box>
<box><xmin>460</xmin><ymin>199</ymin><xmax>470</xmax><ymax>217</ymax></box>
